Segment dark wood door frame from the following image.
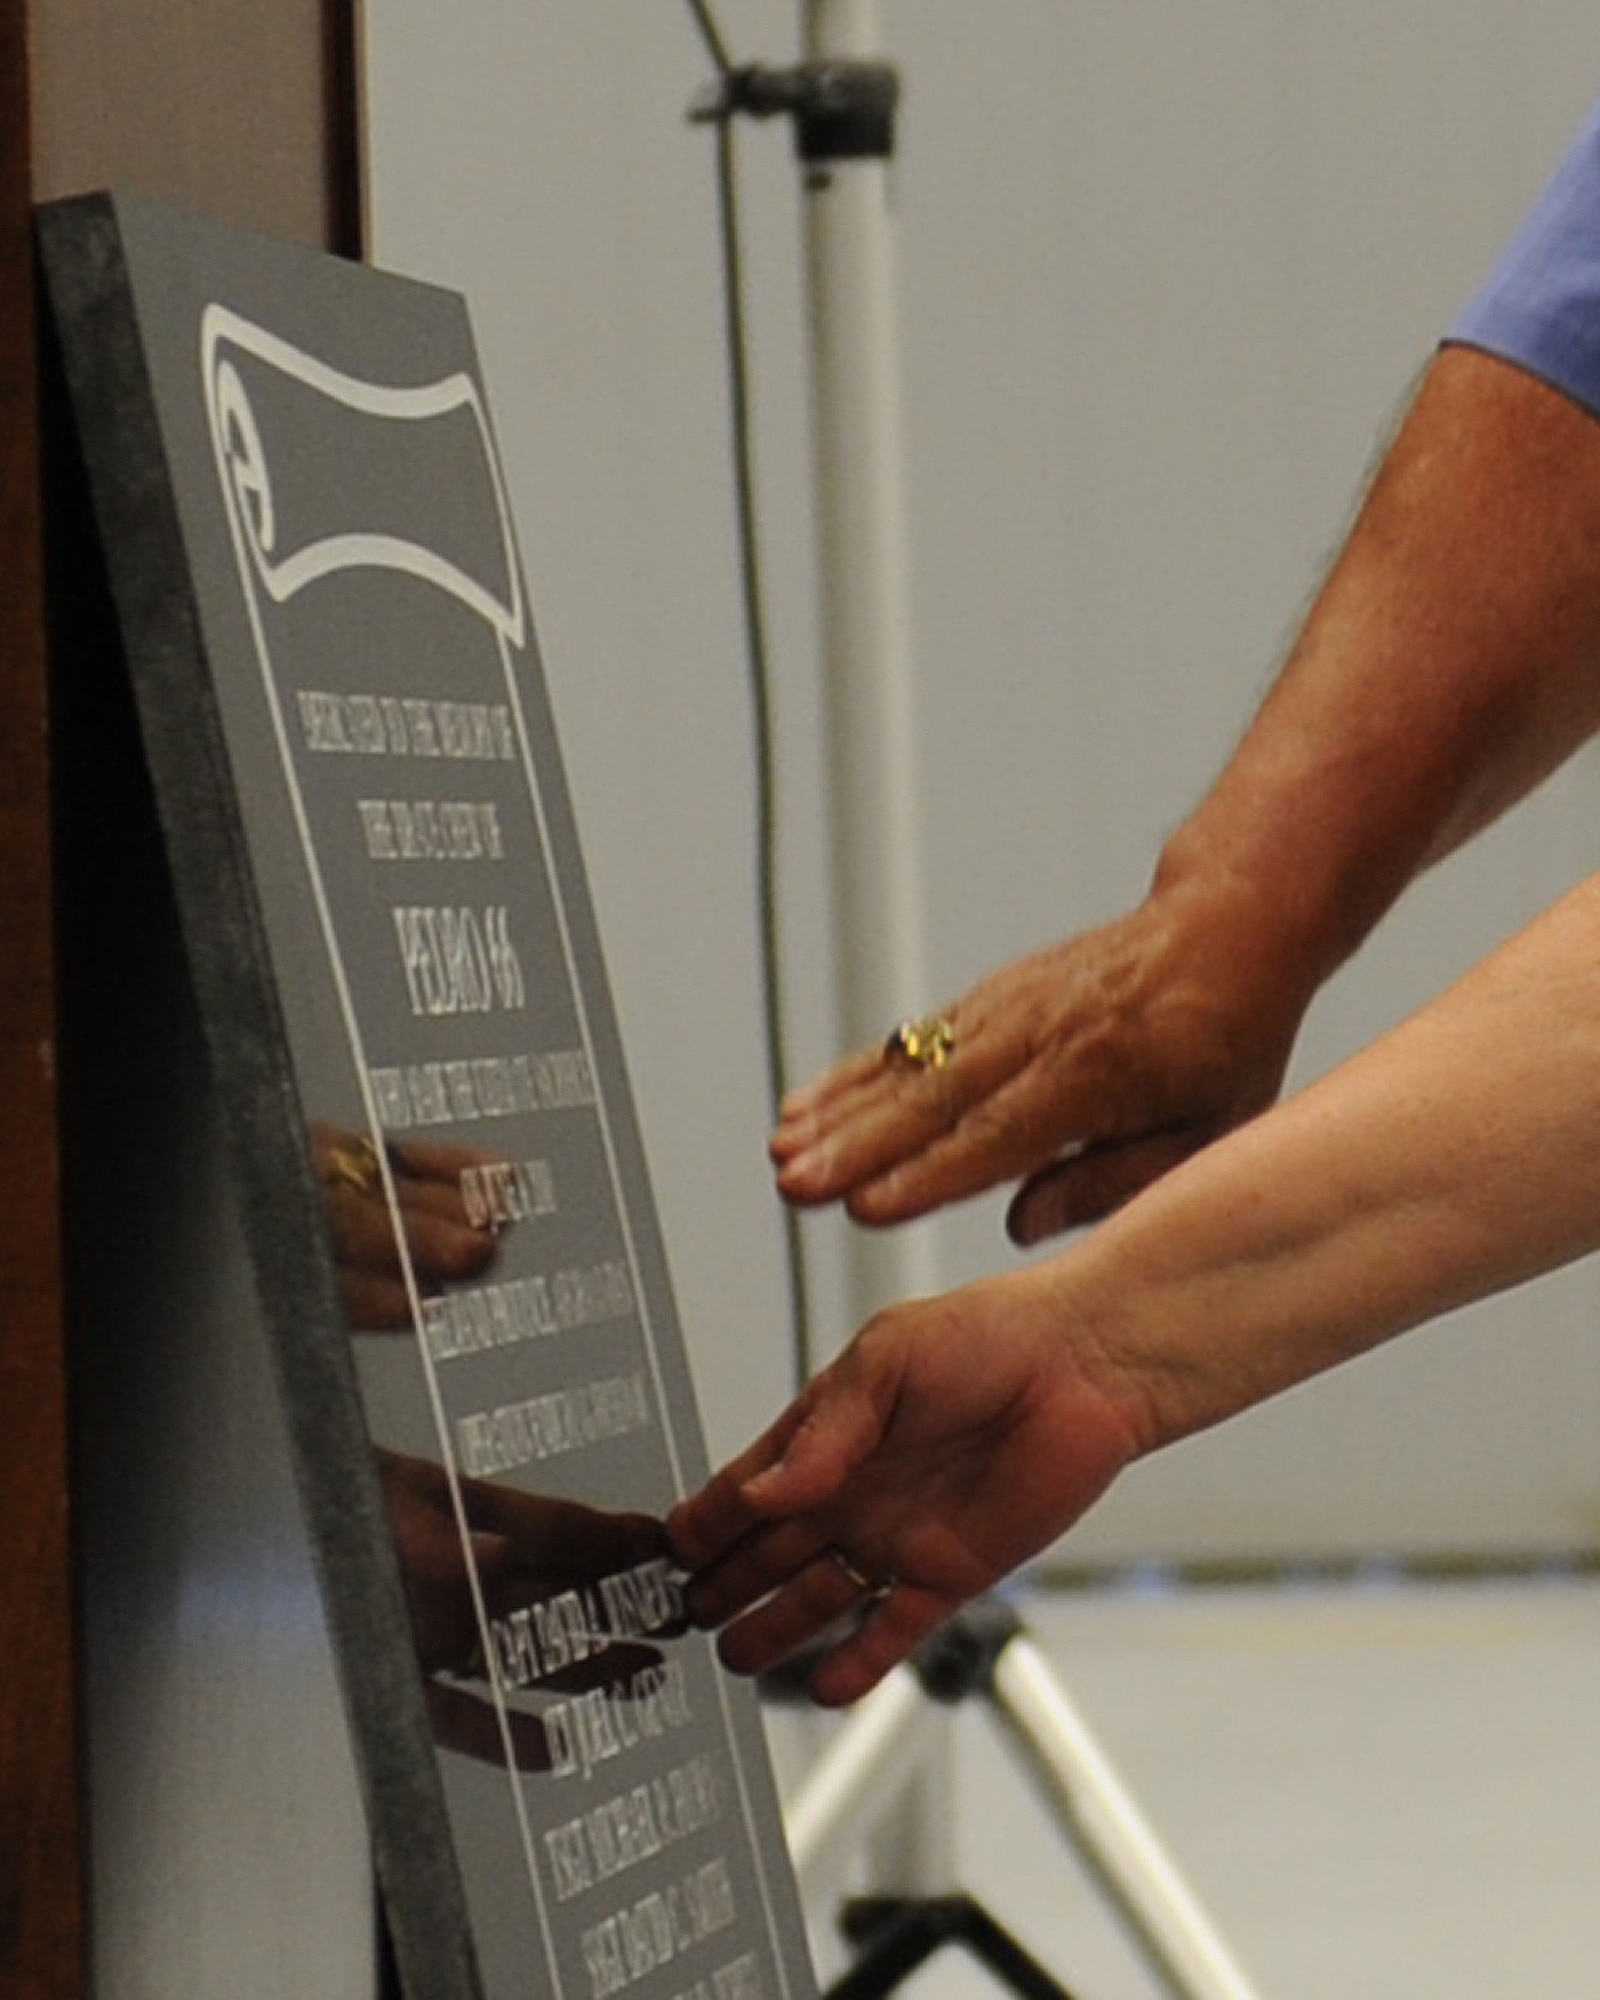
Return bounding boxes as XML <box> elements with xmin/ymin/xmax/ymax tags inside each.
<box><xmin>0</xmin><ymin>7</ymin><xmax>359</xmax><ymax>1990</ymax></box>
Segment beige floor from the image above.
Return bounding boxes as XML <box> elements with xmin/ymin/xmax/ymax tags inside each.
<box><xmin>792</xmin><ymin>1575</ymin><xmax>1600</xmax><ymax>2000</ymax></box>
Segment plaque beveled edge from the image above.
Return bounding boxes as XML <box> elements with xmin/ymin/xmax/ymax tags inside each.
<box><xmin>35</xmin><ymin>188</ymin><xmax>486</xmax><ymax>2000</ymax></box>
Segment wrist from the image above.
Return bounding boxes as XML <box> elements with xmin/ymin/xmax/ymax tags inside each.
<box><xmin>1013</xmin><ymin>1256</ymin><xmax>1171</xmax><ymax>1468</ymax></box>
<box><xmin>1143</xmin><ymin>828</ymin><xmax>1335</xmax><ymax>1035</ymax></box>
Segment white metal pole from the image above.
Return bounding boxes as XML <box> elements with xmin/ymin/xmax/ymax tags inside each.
<box><xmin>797</xmin><ymin>0</ymin><xmax>953</xmax><ymax>1899</ymax></box>
<box><xmin>800</xmin><ymin>0</ymin><xmax>940</xmax><ymax>1323</ymax></box>
<box><xmin>778</xmin><ymin>27</ymin><xmax>1260</xmax><ymax>1987</ymax></box>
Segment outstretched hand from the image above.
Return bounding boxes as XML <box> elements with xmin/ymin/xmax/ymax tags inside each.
<box><xmin>667</xmin><ymin>1274</ymin><xmax>1146</xmax><ymax>1706</ymax></box>
<box><xmin>770</xmin><ymin>879</ymin><xmax>1311</xmax><ymax>1247</ymax></box>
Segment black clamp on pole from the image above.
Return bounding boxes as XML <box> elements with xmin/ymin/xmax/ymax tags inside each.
<box><xmin>690</xmin><ymin>59</ymin><xmax>900</xmax><ymax>162</ymax></box>
<box><xmin>756</xmin><ymin>1596</ymin><xmax>1024</xmax><ymax>1708</ymax></box>
<box><xmin>910</xmin><ymin>1596</ymin><xmax>1025</xmax><ymax>1703</ymax></box>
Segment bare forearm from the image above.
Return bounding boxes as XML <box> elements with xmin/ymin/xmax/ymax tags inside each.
<box><xmin>769</xmin><ymin>345</ymin><xmax>1600</xmax><ymax>1245</ymax></box>
<box><xmin>1157</xmin><ymin>343</ymin><xmax>1600</xmax><ymax>991</ymax></box>
<box><xmin>1059</xmin><ymin>869</ymin><xmax>1600</xmax><ymax>1454</ymax></box>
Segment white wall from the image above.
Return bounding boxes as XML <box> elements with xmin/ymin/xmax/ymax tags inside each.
<box><xmin>365</xmin><ymin>2</ymin><xmax>1600</xmax><ymax>1562</ymax></box>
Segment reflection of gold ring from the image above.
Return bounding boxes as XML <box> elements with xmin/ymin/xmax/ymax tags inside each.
<box><xmin>324</xmin><ymin>1136</ymin><xmax>385</xmax><ymax>1197</ymax></box>
<box><xmin>828</xmin><ymin>1545</ymin><xmax>895</xmax><ymax>1604</ymax></box>
<box><xmin>885</xmin><ymin>1015</ymin><xmax>955</xmax><ymax>1070</ymax></box>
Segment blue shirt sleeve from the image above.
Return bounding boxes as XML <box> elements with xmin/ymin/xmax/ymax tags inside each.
<box><xmin>1449</xmin><ymin>94</ymin><xmax>1600</xmax><ymax>421</ymax></box>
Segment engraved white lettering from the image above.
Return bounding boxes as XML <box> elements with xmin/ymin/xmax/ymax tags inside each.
<box><xmin>712</xmin><ymin>1955</ymin><xmax>762</xmax><ymax>2000</ymax></box>
<box><xmin>492</xmin><ymin>1561</ymin><xmax>683</xmax><ymax>1696</ymax></box>
<box><xmin>299</xmin><ymin>690</ymin><xmax>516</xmax><ymax>761</ymax></box>
<box><xmin>393</xmin><ymin>905</ymin><xmax>523</xmax><ymax>1018</ymax></box>
<box><xmin>543</xmin><ymin>1659</ymin><xmax>694</xmax><ymax>1782</ymax></box>
<box><xmin>545</xmin><ymin>1818</ymin><xmax>595</xmax><ymax>1901</ymax></box>
<box><xmin>459</xmin><ymin>1156</ymin><xmax>557</xmax><ymax>1229</ymax></box>
<box><xmin>359</xmin><ymin>799</ymin><xmax>397</xmax><ymax>858</ymax></box>
<box><xmin>454</xmin><ymin>1371</ymin><xmax>651</xmax><ymax>1476</ymax></box>
<box><xmin>359</xmin><ymin>798</ymin><xmax>504</xmax><ymax>863</ymax></box>
<box><xmin>545</xmin><ymin>1757</ymin><xmax>724</xmax><ymax>1901</ymax></box>
<box><xmin>428</xmin><ymin>1262</ymin><xmax>634</xmax><ymax>1365</ymax></box>
<box><xmin>578</xmin><ymin>1862</ymin><xmax>737</xmax><ymax>1998</ymax></box>
<box><xmin>365</xmin><ymin>1047</ymin><xmax>595</xmax><ymax>1130</ymax></box>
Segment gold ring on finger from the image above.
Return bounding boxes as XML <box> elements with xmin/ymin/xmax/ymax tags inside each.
<box><xmin>884</xmin><ymin>1014</ymin><xmax>955</xmax><ymax>1071</ymax></box>
<box><xmin>324</xmin><ymin>1135</ymin><xmax>386</xmax><ymax>1198</ymax></box>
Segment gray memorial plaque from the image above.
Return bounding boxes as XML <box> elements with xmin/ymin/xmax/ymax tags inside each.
<box><xmin>40</xmin><ymin>192</ymin><xmax>816</xmax><ymax>2000</ymax></box>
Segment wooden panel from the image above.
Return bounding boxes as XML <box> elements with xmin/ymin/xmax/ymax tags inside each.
<box><xmin>2</xmin><ymin>4</ymin><xmax>361</xmax><ymax>1992</ymax></box>
<box><xmin>0</xmin><ymin>0</ymin><xmax>79</xmax><ymax>1992</ymax></box>
<box><xmin>29</xmin><ymin>0</ymin><xmax>361</xmax><ymax>252</ymax></box>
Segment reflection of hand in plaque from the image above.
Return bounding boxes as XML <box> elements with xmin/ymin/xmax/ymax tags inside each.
<box><xmin>313</xmin><ymin>1124</ymin><xmax>502</xmax><ymax>1328</ymax></box>
<box><xmin>378</xmin><ymin>1449</ymin><xmax>687</xmax><ymax>1771</ymax></box>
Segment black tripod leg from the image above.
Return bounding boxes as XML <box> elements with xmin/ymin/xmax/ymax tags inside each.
<box><xmin>825</xmin><ymin>1895</ymin><xmax>1083</xmax><ymax>2000</ymax></box>
<box><xmin>952</xmin><ymin>1898</ymin><xmax>1086</xmax><ymax>2000</ymax></box>
<box><xmin>823</xmin><ymin>1896</ymin><xmax>944</xmax><ymax>2000</ymax></box>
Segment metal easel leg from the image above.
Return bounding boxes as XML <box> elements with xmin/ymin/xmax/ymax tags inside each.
<box><xmin>783</xmin><ymin>1664</ymin><xmax>944</xmax><ymax>1881</ymax></box>
<box><xmin>777</xmin><ymin>1598</ymin><xmax>1266</xmax><ymax>2000</ymax></box>
<box><xmin>985</xmin><ymin>1627</ymin><xmax>1263</xmax><ymax>2000</ymax></box>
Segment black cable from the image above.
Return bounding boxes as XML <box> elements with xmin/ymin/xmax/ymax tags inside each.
<box><xmin>683</xmin><ymin>0</ymin><xmax>734</xmax><ymax>77</ymax></box>
<box><xmin>685</xmin><ymin>0</ymin><xmax>815</xmax><ymax>1389</ymax></box>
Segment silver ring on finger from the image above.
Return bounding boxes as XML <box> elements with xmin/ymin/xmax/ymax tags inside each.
<box><xmin>827</xmin><ymin>1544</ymin><xmax>896</xmax><ymax>1606</ymax></box>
